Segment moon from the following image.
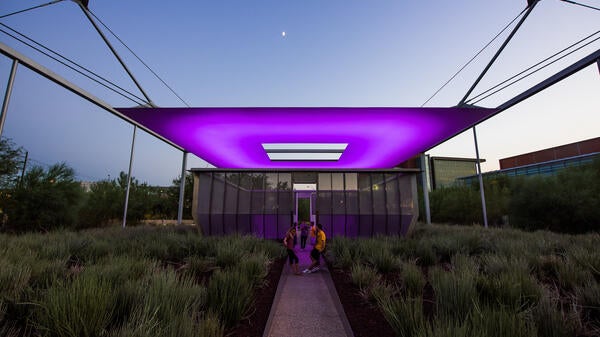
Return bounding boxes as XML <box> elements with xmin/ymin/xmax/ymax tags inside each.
<box><xmin>282</xmin><ymin>31</ymin><xmax>286</xmax><ymax>37</ymax></box>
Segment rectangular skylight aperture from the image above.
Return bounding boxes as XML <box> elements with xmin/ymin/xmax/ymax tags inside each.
<box><xmin>262</xmin><ymin>143</ymin><xmax>347</xmax><ymax>161</ymax></box>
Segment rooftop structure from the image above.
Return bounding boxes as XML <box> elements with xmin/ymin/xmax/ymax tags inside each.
<box><xmin>118</xmin><ymin>107</ymin><xmax>497</xmax><ymax>169</ymax></box>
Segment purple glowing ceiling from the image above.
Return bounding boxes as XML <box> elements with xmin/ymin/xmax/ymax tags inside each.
<box><xmin>116</xmin><ymin>107</ymin><xmax>497</xmax><ymax>169</ymax></box>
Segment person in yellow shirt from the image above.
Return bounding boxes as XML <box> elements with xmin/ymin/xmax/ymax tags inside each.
<box><xmin>303</xmin><ymin>223</ymin><xmax>326</xmax><ymax>273</ymax></box>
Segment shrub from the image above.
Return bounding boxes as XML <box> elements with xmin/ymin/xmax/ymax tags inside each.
<box><xmin>142</xmin><ymin>270</ymin><xmax>206</xmax><ymax>323</ymax></box>
<box><xmin>430</xmin><ymin>255</ymin><xmax>478</xmax><ymax>322</ymax></box>
<box><xmin>36</xmin><ymin>274</ymin><xmax>117</xmax><ymax>337</ymax></box>
<box><xmin>533</xmin><ymin>288</ymin><xmax>578</xmax><ymax>337</ymax></box>
<box><xmin>206</xmin><ymin>269</ymin><xmax>253</xmax><ymax>328</ymax></box>
<box><xmin>366</xmin><ymin>246</ymin><xmax>398</xmax><ymax>274</ymax></box>
<box><xmin>401</xmin><ymin>260</ymin><xmax>425</xmax><ymax>297</ymax></box>
<box><xmin>350</xmin><ymin>263</ymin><xmax>380</xmax><ymax>293</ymax></box>
<box><xmin>375</xmin><ymin>295</ymin><xmax>424</xmax><ymax>337</ymax></box>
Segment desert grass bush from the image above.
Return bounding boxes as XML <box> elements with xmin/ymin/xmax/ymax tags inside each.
<box><xmin>366</xmin><ymin>245</ymin><xmax>398</xmax><ymax>274</ymax></box>
<box><xmin>401</xmin><ymin>260</ymin><xmax>425</xmax><ymax>297</ymax></box>
<box><xmin>214</xmin><ymin>241</ymin><xmax>245</xmax><ymax>269</ymax></box>
<box><xmin>206</xmin><ymin>269</ymin><xmax>254</xmax><ymax>328</ymax></box>
<box><xmin>182</xmin><ymin>255</ymin><xmax>218</xmax><ymax>281</ymax></box>
<box><xmin>414</xmin><ymin>240</ymin><xmax>437</xmax><ymax>266</ymax></box>
<box><xmin>0</xmin><ymin>226</ymin><xmax>280</xmax><ymax>336</ymax></box>
<box><xmin>350</xmin><ymin>263</ymin><xmax>380</xmax><ymax>293</ymax></box>
<box><xmin>470</xmin><ymin>305</ymin><xmax>535</xmax><ymax>337</ymax></box>
<box><xmin>238</xmin><ymin>252</ymin><xmax>269</xmax><ymax>286</ymax></box>
<box><xmin>430</xmin><ymin>255</ymin><xmax>479</xmax><ymax>322</ymax></box>
<box><xmin>35</xmin><ymin>273</ymin><xmax>118</xmax><ymax>337</ymax></box>
<box><xmin>196</xmin><ymin>310</ymin><xmax>225</xmax><ymax>337</ymax></box>
<box><xmin>328</xmin><ymin>237</ymin><xmax>360</xmax><ymax>269</ymax></box>
<box><xmin>478</xmin><ymin>254</ymin><xmax>541</xmax><ymax>309</ymax></box>
<box><xmin>87</xmin><ymin>256</ymin><xmax>158</xmax><ymax>285</ymax></box>
<box><xmin>142</xmin><ymin>270</ymin><xmax>206</xmax><ymax>323</ymax></box>
<box><xmin>0</xmin><ymin>259</ymin><xmax>32</xmax><ymax>301</ymax></box>
<box><xmin>370</xmin><ymin>281</ymin><xmax>397</xmax><ymax>304</ymax></box>
<box><xmin>532</xmin><ymin>288</ymin><xmax>578</xmax><ymax>337</ymax></box>
<box><xmin>576</xmin><ymin>280</ymin><xmax>600</xmax><ymax>330</ymax></box>
<box><xmin>375</xmin><ymin>294</ymin><xmax>424</xmax><ymax>337</ymax></box>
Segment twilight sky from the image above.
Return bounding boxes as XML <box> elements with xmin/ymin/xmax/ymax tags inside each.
<box><xmin>0</xmin><ymin>0</ymin><xmax>598</xmax><ymax>185</ymax></box>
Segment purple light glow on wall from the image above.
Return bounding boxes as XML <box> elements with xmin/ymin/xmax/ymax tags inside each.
<box><xmin>116</xmin><ymin>107</ymin><xmax>497</xmax><ymax>168</ymax></box>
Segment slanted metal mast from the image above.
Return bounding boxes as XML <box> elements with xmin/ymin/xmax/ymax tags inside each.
<box><xmin>74</xmin><ymin>0</ymin><xmax>191</xmax><ymax>227</ymax></box>
<box><xmin>455</xmin><ymin>0</ymin><xmax>539</xmax><ymax>228</ymax></box>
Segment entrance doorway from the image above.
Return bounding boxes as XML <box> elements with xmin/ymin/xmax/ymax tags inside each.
<box><xmin>294</xmin><ymin>183</ymin><xmax>316</xmax><ymax>225</ymax></box>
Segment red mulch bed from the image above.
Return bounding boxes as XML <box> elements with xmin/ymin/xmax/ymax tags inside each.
<box><xmin>227</xmin><ymin>257</ymin><xmax>285</xmax><ymax>337</ymax></box>
<box><xmin>328</xmin><ymin>265</ymin><xmax>396</xmax><ymax>337</ymax></box>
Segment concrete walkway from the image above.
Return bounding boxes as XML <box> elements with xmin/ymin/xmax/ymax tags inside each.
<box><xmin>263</xmin><ymin>241</ymin><xmax>354</xmax><ymax>337</ymax></box>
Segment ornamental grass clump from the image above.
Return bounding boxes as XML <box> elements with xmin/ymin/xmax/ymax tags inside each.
<box><xmin>430</xmin><ymin>255</ymin><xmax>479</xmax><ymax>323</ymax></box>
<box><xmin>142</xmin><ymin>269</ymin><xmax>207</xmax><ymax>324</ymax></box>
<box><xmin>400</xmin><ymin>260</ymin><xmax>425</xmax><ymax>297</ymax></box>
<box><xmin>576</xmin><ymin>281</ymin><xmax>600</xmax><ymax>330</ymax></box>
<box><xmin>214</xmin><ymin>241</ymin><xmax>245</xmax><ymax>269</ymax></box>
<box><xmin>478</xmin><ymin>255</ymin><xmax>541</xmax><ymax>309</ymax></box>
<box><xmin>36</xmin><ymin>273</ymin><xmax>117</xmax><ymax>337</ymax></box>
<box><xmin>375</xmin><ymin>294</ymin><xmax>424</xmax><ymax>337</ymax></box>
<box><xmin>533</xmin><ymin>289</ymin><xmax>579</xmax><ymax>337</ymax></box>
<box><xmin>206</xmin><ymin>269</ymin><xmax>254</xmax><ymax>328</ymax></box>
<box><xmin>350</xmin><ymin>263</ymin><xmax>380</xmax><ymax>293</ymax></box>
<box><xmin>0</xmin><ymin>259</ymin><xmax>32</xmax><ymax>301</ymax></box>
<box><xmin>182</xmin><ymin>255</ymin><xmax>218</xmax><ymax>281</ymax></box>
<box><xmin>238</xmin><ymin>252</ymin><xmax>269</xmax><ymax>286</ymax></box>
<box><xmin>366</xmin><ymin>246</ymin><xmax>398</xmax><ymax>274</ymax></box>
<box><xmin>469</xmin><ymin>305</ymin><xmax>535</xmax><ymax>337</ymax></box>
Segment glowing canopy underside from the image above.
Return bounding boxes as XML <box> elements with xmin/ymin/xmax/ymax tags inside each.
<box><xmin>116</xmin><ymin>107</ymin><xmax>497</xmax><ymax>169</ymax></box>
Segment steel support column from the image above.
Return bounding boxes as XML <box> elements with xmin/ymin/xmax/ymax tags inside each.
<box><xmin>420</xmin><ymin>154</ymin><xmax>431</xmax><ymax>224</ymax></box>
<box><xmin>0</xmin><ymin>59</ymin><xmax>18</xmax><ymax>137</ymax></box>
<box><xmin>177</xmin><ymin>151</ymin><xmax>188</xmax><ymax>225</ymax></box>
<box><xmin>473</xmin><ymin>127</ymin><xmax>489</xmax><ymax>228</ymax></box>
<box><xmin>122</xmin><ymin>125</ymin><xmax>137</xmax><ymax>228</ymax></box>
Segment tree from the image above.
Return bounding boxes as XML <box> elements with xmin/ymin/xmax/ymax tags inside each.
<box><xmin>5</xmin><ymin>163</ymin><xmax>83</xmax><ymax>231</ymax></box>
<box><xmin>78</xmin><ymin>179</ymin><xmax>122</xmax><ymax>227</ymax></box>
<box><xmin>0</xmin><ymin>138</ymin><xmax>24</xmax><ymax>189</ymax></box>
<box><xmin>168</xmin><ymin>172</ymin><xmax>194</xmax><ymax>219</ymax></box>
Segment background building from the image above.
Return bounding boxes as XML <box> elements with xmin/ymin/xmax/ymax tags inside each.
<box><xmin>458</xmin><ymin>137</ymin><xmax>600</xmax><ymax>184</ymax></box>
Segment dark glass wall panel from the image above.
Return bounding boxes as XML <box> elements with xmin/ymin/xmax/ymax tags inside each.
<box><xmin>197</xmin><ymin>172</ymin><xmax>212</xmax><ymax>234</ymax></box>
<box><xmin>388</xmin><ymin>215</ymin><xmax>401</xmax><ymax>235</ymax></box>
<box><xmin>373</xmin><ymin>215</ymin><xmax>387</xmax><ymax>235</ymax></box>
<box><xmin>320</xmin><ymin>215</ymin><xmax>332</xmax><ymax>238</ymax></box>
<box><xmin>317</xmin><ymin>191</ymin><xmax>332</xmax><ymax>215</ymax></box>
<box><xmin>345</xmin><ymin>191</ymin><xmax>359</xmax><ymax>215</ymax></box>
<box><xmin>251</xmin><ymin>214</ymin><xmax>264</xmax><ymax>237</ymax></box>
<box><xmin>251</xmin><ymin>173</ymin><xmax>265</xmax><ymax>214</ymax></box>
<box><xmin>358</xmin><ymin>173</ymin><xmax>372</xmax><ymax>215</ymax></box>
<box><xmin>237</xmin><ymin>173</ymin><xmax>252</xmax><ymax>234</ymax></box>
<box><xmin>359</xmin><ymin>215</ymin><xmax>372</xmax><ymax>237</ymax></box>
<box><xmin>372</xmin><ymin>173</ymin><xmax>386</xmax><ymax>214</ymax></box>
<box><xmin>224</xmin><ymin>173</ymin><xmax>239</xmax><ymax>214</ymax></box>
<box><xmin>198</xmin><ymin>173</ymin><xmax>212</xmax><ymax>214</ymax></box>
<box><xmin>346</xmin><ymin>215</ymin><xmax>359</xmax><ymax>237</ymax></box>
<box><xmin>331</xmin><ymin>173</ymin><xmax>344</xmax><ymax>190</ymax></box>
<box><xmin>332</xmin><ymin>191</ymin><xmax>345</xmax><ymax>214</ymax></box>
<box><xmin>278</xmin><ymin>173</ymin><xmax>293</xmax><ymax>238</ymax></box>
<box><xmin>264</xmin><ymin>215</ymin><xmax>278</xmax><ymax>239</ymax></box>
<box><xmin>278</xmin><ymin>214</ymin><xmax>291</xmax><ymax>238</ymax></box>
<box><xmin>385</xmin><ymin>173</ymin><xmax>400</xmax><ymax>215</ymax></box>
<box><xmin>345</xmin><ymin>173</ymin><xmax>358</xmax><ymax>190</ymax></box>
<box><xmin>332</xmin><ymin>215</ymin><xmax>346</xmax><ymax>237</ymax></box>
<box><xmin>210</xmin><ymin>173</ymin><xmax>225</xmax><ymax>235</ymax></box>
